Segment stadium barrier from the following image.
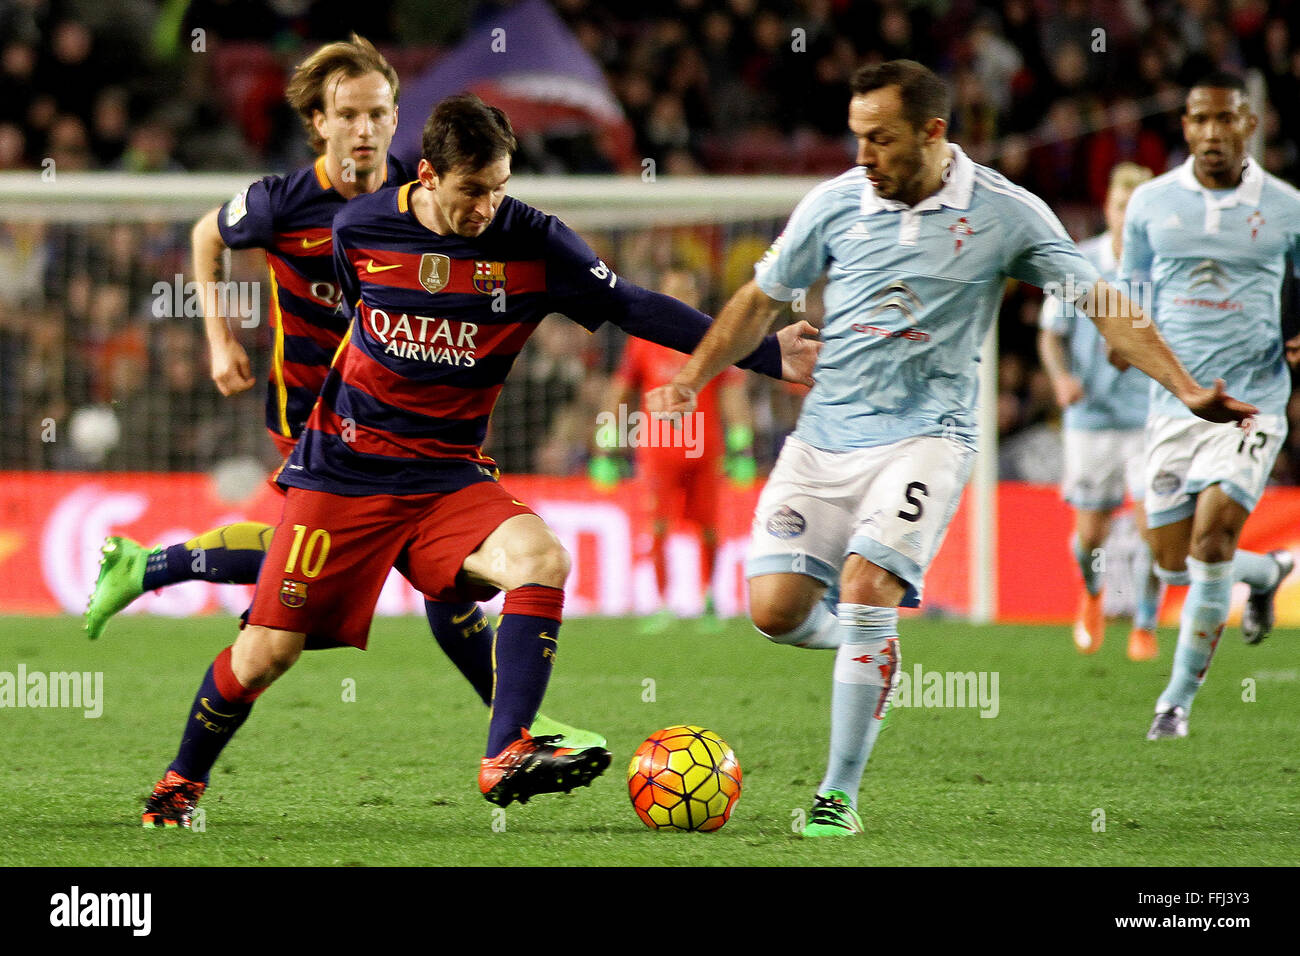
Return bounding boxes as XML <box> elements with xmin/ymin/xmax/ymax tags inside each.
<box><xmin>2</xmin><ymin>472</ymin><xmax>1297</xmax><ymax>625</ymax></box>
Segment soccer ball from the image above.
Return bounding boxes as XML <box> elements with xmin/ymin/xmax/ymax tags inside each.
<box><xmin>627</xmin><ymin>725</ymin><xmax>741</xmax><ymax>832</ymax></box>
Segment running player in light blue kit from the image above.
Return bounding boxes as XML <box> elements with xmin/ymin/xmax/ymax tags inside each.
<box><xmin>1119</xmin><ymin>72</ymin><xmax>1300</xmax><ymax>741</ymax></box>
<box><xmin>648</xmin><ymin>60</ymin><xmax>1253</xmax><ymax>836</ymax></box>
<box><xmin>1039</xmin><ymin>162</ymin><xmax>1163</xmax><ymax>662</ymax></box>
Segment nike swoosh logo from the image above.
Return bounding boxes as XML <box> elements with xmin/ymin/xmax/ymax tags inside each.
<box><xmin>511</xmin><ymin>500</ymin><xmax>527</xmax><ymax>507</ymax></box>
<box><xmin>300</xmin><ymin>236</ymin><xmax>331</xmax><ymax>249</ymax></box>
<box><xmin>451</xmin><ymin>609</ymin><xmax>476</xmax><ymax>624</ymax></box>
<box><xmin>200</xmin><ymin>697</ymin><xmax>238</xmax><ymax>718</ymax></box>
<box><xmin>365</xmin><ymin>259</ymin><xmax>402</xmax><ymax>273</ymax></box>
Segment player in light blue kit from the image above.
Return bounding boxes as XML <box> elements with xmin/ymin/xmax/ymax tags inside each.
<box><xmin>1039</xmin><ymin>162</ymin><xmax>1163</xmax><ymax>662</ymax></box>
<box><xmin>649</xmin><ymin>60</ymin><xmax>1252</xmax><ymax>836</ymax></box>
<box><xmin>1120</xmin><ymin>72</ymin><xmax>1300</xmax><ymax>741</ymax></box>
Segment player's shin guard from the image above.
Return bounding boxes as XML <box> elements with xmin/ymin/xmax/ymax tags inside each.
<box><xmin>1072</xmin><ymin>535</ymin><xmax>1103</xmax><ymax>596</ymax></box>
<box><xmin>169</xmin><ymin>646</ymin><xmax>266</xmax><ymax>784</ymax></box>
<box><xmin>1156</xmin><ymin>557</ymin><xmax>1231</xmax><ymax>714</ymax></box>
<box><xmin>757</xmin><ymin>600</ymin><xmax>842</xmax><ymax>649</ymax></box>
<box><xmin>486</xmin><ymin>585</ymin><xmax>564</xmax><ymax>757</ymax></box>
<box><xmin>1153</xmin><ymin>564</ymin><xmax>1191</xmax><ymax>586</ymax></box>
<box><xmin>424</xmin><ymin>599</ymin><xmax>495</xmax><ymax>705</ymax></box>
<box><xmin>142</xmin><ymin>522</ymin><xmax>273</xmax><ymax>590</ymax></box>
<box><xmin>1232</xmin><ymin>549</ymin><xmax>1280</xmax><ymax>592</ymax></box>
<box><xmin>817</xmin><ymin>605</ymin><xmax>899</xmax><ymax>806</ymax></box>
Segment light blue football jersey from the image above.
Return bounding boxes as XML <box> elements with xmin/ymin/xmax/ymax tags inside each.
<box><xmin>754</xmin><ymin>144</ymin><xmax>1102</xmax><ymax>451</ymax></box>
<box><xmin>1040</xmin><ymin>232</ymin><xmax>1150</xmax><ymax>431</ymax></box>
<box><xmin>1120</xmin><ymin>155</ymin><xmax>1300</xmax><ymax>420</ymax></box>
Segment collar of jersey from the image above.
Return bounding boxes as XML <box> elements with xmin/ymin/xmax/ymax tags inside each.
<box><xmin>859</xmin><ymin>142</ymin><xmax>974</xmax><ymax>215</ymax></box>
<box><xmin>312</xmin><ymin>154</ymin><xmax>392</xmax><ymax>192</ymax></box>
<box><xmin>1174</xmin><ymin>153</ymin><xmax>1263</xmax><ymax>206</ymax></box>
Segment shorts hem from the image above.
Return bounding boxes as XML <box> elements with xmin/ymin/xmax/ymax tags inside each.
<box><xmin>745</xmin><ymin>552</ymin><xmax>839</xmax><ymax>588</ymax></box>
<box><xmin>846</xmin><ymin>536</ymin><xmax>922</xmax><ymax>608</ymax></box>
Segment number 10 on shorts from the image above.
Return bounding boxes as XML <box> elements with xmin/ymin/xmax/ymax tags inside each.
<box><xmin>283</xmin><ymin>524</ymin><xmax>331</xmax><ymax>578</ymax></box>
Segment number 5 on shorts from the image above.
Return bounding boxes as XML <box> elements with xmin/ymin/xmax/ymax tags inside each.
<box><xmin>283</xmin><ymin>524</ymin><xmax>331</xmax><ymax>578</ymax></box>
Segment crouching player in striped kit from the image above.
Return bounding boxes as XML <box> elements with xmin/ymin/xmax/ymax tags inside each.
<box><xmin>139</xmin><ymin>93</ymin><xmax>821</xmax><ymax>826</ymax></box>
<box><xmin>648</xmin><ymin>61</ymin><xmax>1252</xmax><ymax>836</ymax></box>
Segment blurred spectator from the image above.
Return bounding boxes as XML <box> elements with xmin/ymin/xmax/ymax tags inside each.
<box><xmin>0</xmin><ymin>122</ymin><xmax>27</xmax><ymax>169</ymax></box>
<box><xmin>1085</xmin><ymin>99</ymin><xmax>1168</xmax><ymax>204</ymax></box>
<box><xmin>114</xmin><ymin>118</ymin><xmax>185</xmax><ymax>173</ymax></box>
<box><xmin>45</xmin><ymin>114</ymin><xmax>92</xmax><ymax>172</ymax></box>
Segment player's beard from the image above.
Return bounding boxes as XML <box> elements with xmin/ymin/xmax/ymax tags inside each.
<box><xmin>871</xmin><ymin>137</ymin><xmax>927</xmax><ymax>205</ymax></box>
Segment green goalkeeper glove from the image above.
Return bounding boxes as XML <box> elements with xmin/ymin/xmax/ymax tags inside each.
<box><xmin>725</xmin><ymin>424</ymin><xmax>756</xmax><ymax>487</ymax></box>
<box><xmin>588</xmin><ymin>454</ymin><xmax>622</xmax><ymax>489</ymax></box>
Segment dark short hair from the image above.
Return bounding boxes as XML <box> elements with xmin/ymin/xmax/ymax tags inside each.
<box><xmin>421</xmin><ymin>93</ymin><xmax>517</xmax><ymax>175</ymax></box>
<box><xmin>1190</xmin><ymin>70</ymin><xmax>1248</xmax><ymax>95</ymax></box>
<box><xmin>849</xmin><ymin>59</ymin><xmax>950</xmax><ymax>130</ymax></box>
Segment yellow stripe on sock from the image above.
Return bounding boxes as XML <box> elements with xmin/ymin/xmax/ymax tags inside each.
<box><xmin>185</xmin><ymin>522</ymin><xmax>275</xmax><ymax>553</ymax></box>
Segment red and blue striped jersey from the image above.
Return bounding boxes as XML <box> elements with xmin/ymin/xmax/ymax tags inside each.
<box><xmin>281</xmin><ymin>182</ymin><xmax>782</xmax><ymax>495</ymax></box>
<box><xmin>217</xmin><ymin>154</ymin><xmax>413</xmax><ymax>442</ymax></box>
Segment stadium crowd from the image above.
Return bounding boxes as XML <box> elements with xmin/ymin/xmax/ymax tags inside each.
<box><xmin>1</xmin><ymin>0</ymin><xmax>1298</xmax><ymax>482</ymax></box>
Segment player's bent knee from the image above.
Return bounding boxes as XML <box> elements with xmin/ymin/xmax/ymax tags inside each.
<box><xmin>232</xmin><ymin>626</ymin><xmax>304</xmax><ymax>688</ymax></box>
<box><xmin>751</xmin><ymin>602</ymin><xmax>814</xmax><ymax>639</ymax></box>
<box><xmin>510</xmin><ymin>543</ymin><xmax>571</xmax><ymax>590</ymax></box>
<box><xmin>1190</xmin><ymin>529</ymin><xmax>1238</xmax><ymax>565</ymax></box>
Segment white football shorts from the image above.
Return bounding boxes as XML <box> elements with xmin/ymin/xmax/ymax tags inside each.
<box><xmin>746</xmin><ymin>434</ymin><xmax>974</xmax><ymax>607</ymax></box>
<box><xmin>1143</xmin><ymin>413</ymin><xmax>1285</xmax><ymax>528</ymax></box>
<box><xmin>1062</xmin><ymin>427</ymin><xmax>1146</xmax><ymax>512</ymax></box>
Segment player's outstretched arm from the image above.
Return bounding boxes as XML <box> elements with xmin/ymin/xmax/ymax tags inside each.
<box><xmin>646</xmin><ymin>280</ymin><xmax>815</xmax><ymax>417</ymax></box>
<box><xmin>1036</xmin><ymin>326</ymin><xmax>1083</xmax><ymax>408</ymax></box>
<box><xmin>1087</xmin><ymin>279</ymin><xmax>1257</xmax><ymax>423</ymax></box>
<box><xmin>192</xmin><ymin>207</ymin><xmax>255</xmax><ymax>397</ymax></box>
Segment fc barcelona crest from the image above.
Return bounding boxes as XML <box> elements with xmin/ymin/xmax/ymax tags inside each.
<box><xmin>419</xmin><ymin>253</ymin><xmax>450</xmax><ymax>293</ymax></box>
<box><xmin>280</xmin><ymin>579</ymin><xmax>308</xmax><ymax>608</ymax></box>
<box><xmin>473</xmin><ymin>260</ymin><xmax>506</xmax><ymax>294</ymax></box>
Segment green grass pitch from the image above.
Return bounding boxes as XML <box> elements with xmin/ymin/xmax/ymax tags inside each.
<box><xmin>0</xmin><ymin>613</ymin><xmax>1296</xmax><ymax>866</ymax></box>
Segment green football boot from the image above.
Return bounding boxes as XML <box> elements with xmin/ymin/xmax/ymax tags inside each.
<box><xmin>529</xmin><ymin>713</ymin><xmax>608</xmax><ymax>750</ymax></box>
<box><xmin>802</xmin><ymin>789</ymin><xmax>864</xmax><ymax>837</ymax></box>
<box><xmin>84</xmin><ymin>536</ymin><xmax>153</xmax><ymax>640</ymax></box>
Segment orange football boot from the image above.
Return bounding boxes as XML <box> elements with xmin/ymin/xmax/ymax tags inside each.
<box><xmin>1127</xmin><ymin>627</ymin><xmax>1158</xmax><ymax>661</ymax></box>
<box><xmin>1072</xmin><ymin>591</ymin><xmax>1105</xmax><ymax>654</ymax></box>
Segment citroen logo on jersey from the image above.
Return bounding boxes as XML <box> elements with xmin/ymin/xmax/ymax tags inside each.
<box><xmin>365</xmin><ymin>259</ymin><xmax>402</xmax><ymax>273</ymax></box>
<box><xmin>1189</xmin><ymin>259</ymin><xmax>1227</xmax><ymax>291</ymax></box>
<box><xmin>300</xmin><ymin>235</ymin><xmax>331</xmax><ymax>249</ymax></box>
<box><xmin>419</xmin><ymin>253</ymin><xmax>451</xmax><ymax>293</ymax></box>
<box><xmin>867</xmin><ymin>281</ymin><xmax>923</xmax><ymax>323</ymax></box>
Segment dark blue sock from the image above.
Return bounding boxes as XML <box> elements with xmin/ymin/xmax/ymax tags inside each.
<box><xmin>424</xmin><ymin>599</ymin><xmax>494</xmax><ymax>705</ymax></box>
<box><xmin>169</xmin><ymin>647</ymin><xmax>261</xmax><ymax>784</ymax></box>
<box><xmin>486</xmin><ymin>585</ymin><xmax>564</xmax><ymax>757</ymax></box>
<box><xmin>143</xmin><ymin>523</ymin><xmax>272</xmax><ymax>590</ymax></box>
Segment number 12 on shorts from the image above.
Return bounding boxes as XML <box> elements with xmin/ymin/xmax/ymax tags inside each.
<box><xmin>283</xmin><ymin>524</ymin><xmax>331</xmax><ymax>578</ymax></box>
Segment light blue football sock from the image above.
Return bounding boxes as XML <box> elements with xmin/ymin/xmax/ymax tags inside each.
<box><xmin>1133</xmin><ymin>544</ymin><xmax>1162</xmax><ymax>632</ymax></box>
<box><xmin>757</xmin><ymin>599</ymin><xmax>842</xmax><ymax>649</ymax></box>
<box><xmin>1156</xmin><ymin>557</ymin><xmax>1231</xmax><ymax>714</ymax></box>
<box><xmin>1073</xmin><ymin>536</ymin><xmax>1104</xmax><ymax>597</ymax></box>
<box><xmin>1232</xmin><ymin>549</ymin><xmax>1279</xmax><ymax>594</ymax></box>
<box><xmin>817</xmin><ymin>605</ymin><xmax>899</xmax><ymax>807</ymax></box>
